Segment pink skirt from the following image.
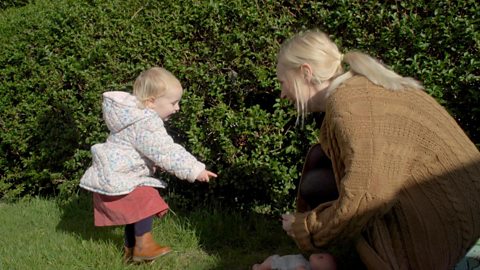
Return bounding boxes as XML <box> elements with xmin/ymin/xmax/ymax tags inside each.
<box><xmin>93</xmin><ymin>186</ymin><xmax>169</xmax><ymax>226</ymax></box>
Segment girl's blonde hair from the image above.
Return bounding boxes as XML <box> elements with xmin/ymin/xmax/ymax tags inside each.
<box><xmin>133</xmin><ymin>67</ymin><xmax>176</xmax><ymax>105</ymax></box>
<box><xmin>277</xmin><ymin>30</ymin><xmax>423</xmax><ymax>122</ymax></box>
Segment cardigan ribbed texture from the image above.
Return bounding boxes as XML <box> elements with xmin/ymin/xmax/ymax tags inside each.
<box><xmin>292</xmin><ymin>76</ymin><xmax>480</xmax><ymax>270</ymax></box>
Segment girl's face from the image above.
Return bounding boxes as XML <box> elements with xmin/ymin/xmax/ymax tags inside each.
<box><xmin>146</xmin><ymin>79</ymin><xmax>183</xmax><ymax>121</ymax></box>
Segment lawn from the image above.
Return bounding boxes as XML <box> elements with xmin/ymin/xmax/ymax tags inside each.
<box><xmin>3</xmin><ymin>194</ymin><xmax>479</xmax><ymax>269</ymax></box>
<box><xmin>1</xmin><ymin>194</ymin><xmax>363</xmax><ymax>269</ymax></box>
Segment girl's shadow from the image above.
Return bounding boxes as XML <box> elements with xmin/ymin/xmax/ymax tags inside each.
<box><xmin>55</xmin><ymin>192</ymin><xmax>123</xmax><ymax>244</ymax></box>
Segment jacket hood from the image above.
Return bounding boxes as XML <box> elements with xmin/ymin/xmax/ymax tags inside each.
<box><xmin>102</xmin><ymin>91</ymin><xmax>155</xmax><ymax>133</ymax></box>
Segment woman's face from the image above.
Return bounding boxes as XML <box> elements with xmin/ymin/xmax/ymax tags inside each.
<box><xmin>277</xmin><ymin>64</ymin><xmax>309</xmax><ymax>107</ymax></box>
<box><xmin>277</xmin><ymin>67</ymin><xmax>292</xmax><ymax>101</ymax></box>
<box><xmin>277</xmin><ymin>61</ymin><xmax>331</xmax><ymax>113</ymax></box>
<box><xmin>277</xmin><ymin>65</ymin><xmax>300</xmax><ymax>104</ymax></box>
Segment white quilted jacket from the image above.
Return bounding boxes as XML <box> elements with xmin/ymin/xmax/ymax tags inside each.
<box><xmin>79</xmin><ymin>91</ymin><xmax>205</xmax><ymax>195</ymax></box>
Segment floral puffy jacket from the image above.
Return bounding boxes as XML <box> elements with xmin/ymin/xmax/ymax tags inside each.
<box><xmin>79</xmin><ymin>91</ymin><xmax>205</xmax><ymax>195</ymax></box>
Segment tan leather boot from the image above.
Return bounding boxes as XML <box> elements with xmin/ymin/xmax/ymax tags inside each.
<box><xmin>132</xmin><ymin>232</ymin><xmax>171</xmax><ymax>262</ymax></box>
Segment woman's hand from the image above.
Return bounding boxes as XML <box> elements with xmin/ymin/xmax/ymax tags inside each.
<box><xmin>282</xmin><ymin>213</ymin><xmax>295</xmax><ymax>237</ymax></box>
<box><xmin>196</xmin><ymin>170</ymin><xmax>217</xmax><ymax>182</ymax></box>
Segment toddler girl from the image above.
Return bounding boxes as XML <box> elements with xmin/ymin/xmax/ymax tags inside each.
<box><xmin>80</xmin><ymin>67</ymin><xmax>217</xmax><ymax>263</ymax></box>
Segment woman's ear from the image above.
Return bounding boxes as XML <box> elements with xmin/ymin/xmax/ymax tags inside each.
<box><xmin>300</xmin><ymin>63</ymin><xmax>313</xmax><ymax>82</ymax></box>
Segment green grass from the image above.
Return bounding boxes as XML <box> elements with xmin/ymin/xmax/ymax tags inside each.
<box><xmin>0</xmin><ymin>195</ymin><xmax>294</xmax><ymax>269</ymax></box>
<box><xmin>1</xmin><ymin>198</ymin><xmax>478</xmax><ymax>270</ymax></box>
<box><xmin>0</xmin><ymin>194</ymin><xmax>363</xmax><ymax>269</ymax></box>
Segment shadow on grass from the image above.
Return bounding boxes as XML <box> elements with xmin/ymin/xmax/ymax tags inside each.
<box><xmin>167</xmin><ymin>204</ymin><xmax>364</xmax><ymax>270</ymax></box>
<box><xmin>169</xmin><ymin>205</ymin><xmax>298</xmax><ymax>270</ymax></box>
<box><xmin>55</xmin><ymin>191</ymin><xmax>123</xmax><ymax>244</ymax></box>
<box><xmin>54</xmin><ymin>181</ymin><xmax>364</xmax><ymax>270</ymax></box>
<box><xmin>54</xmin><ymin>190</ymin><xmax>364</xmax><ymax>270</ymax></box>
<box><xmin>54</xmin><ymin>190</ymin><xmax>300</xmax><ymax>269</ymax></box>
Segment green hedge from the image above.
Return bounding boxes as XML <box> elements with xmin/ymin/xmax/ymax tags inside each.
<box><xmin>0</xmin><ymin>0</ymin><xmax>30</xmax><ymax>10</ymax></box>
<box><xmin>0</xmin><ymin>0</ymin><xmax>478</xmax><ymax>214</ymax></box>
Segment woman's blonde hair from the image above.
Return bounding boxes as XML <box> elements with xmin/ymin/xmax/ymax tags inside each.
<box><xmin>277</xmin><ymin>30</ymin><xmax>344</xmax><ymax>125</ymax></box>
<box><xmin>277</xmin><ymin>30</ymin><xmax>423</xmax><ymax>122</ymax></box>
<box><xmin>133</xmin><ymin>67</ymin><xmax>176</xmax><ymax>105</ymax></box>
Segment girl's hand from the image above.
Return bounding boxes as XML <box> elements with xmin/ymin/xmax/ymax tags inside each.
<box><xmin>281</xmin><ymin>213</ymin><xmax>295</xmax><ymax>237</ymax></box>
<box><xmin>196</xmin><ymin>170</ymin><xmax>217</xmax><ymax>182</ymax></box>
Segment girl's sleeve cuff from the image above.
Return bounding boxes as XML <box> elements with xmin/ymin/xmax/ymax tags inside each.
<box><xmin>188</xmin><ymin>162</ymin><xmax>206</xmax><ymax>182</ymax></box>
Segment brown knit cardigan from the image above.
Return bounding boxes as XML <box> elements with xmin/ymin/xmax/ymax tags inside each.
<box><xmin>291</xmin><ymin>76</ymin><xmax>480</xmax><ymax>270</ymax></box>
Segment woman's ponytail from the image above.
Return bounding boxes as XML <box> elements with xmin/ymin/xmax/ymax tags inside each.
<box><xmin>343</xmin><ymin>51</ymin><xmax>423</xmax><ymax>91</ymax></box>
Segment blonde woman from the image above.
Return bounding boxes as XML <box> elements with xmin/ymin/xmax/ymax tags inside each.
<box><xmin>277</xmin><ymin>30</ymin><xmax>480</xmax><ymax>269</ymax></box>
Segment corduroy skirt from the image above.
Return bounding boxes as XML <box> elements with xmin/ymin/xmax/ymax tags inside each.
<box><xmin>93</xmin><ymin>186</ymin><xmax>169</xmax><ymax>226</ymax></box>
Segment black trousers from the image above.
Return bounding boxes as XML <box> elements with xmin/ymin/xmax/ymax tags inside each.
<box><xmin>124</xmin><ymin>216</ymin><xmax>153</xmax><ymax>248</ymax></box>
<box><xmin>299</xmin><ymin>144</ymin><xmax>339</xmax><ymax>209</ymax></box>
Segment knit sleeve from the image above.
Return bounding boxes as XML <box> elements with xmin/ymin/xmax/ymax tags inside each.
<box><xmin>133</xmin><ymin>116</ymin><xmax>205</xmax><ymax>182</ymax></box>
<box><xmin>291</xmin><ymin>100</ymin><xmax>408</xmax><ymax>251</ymax></box>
